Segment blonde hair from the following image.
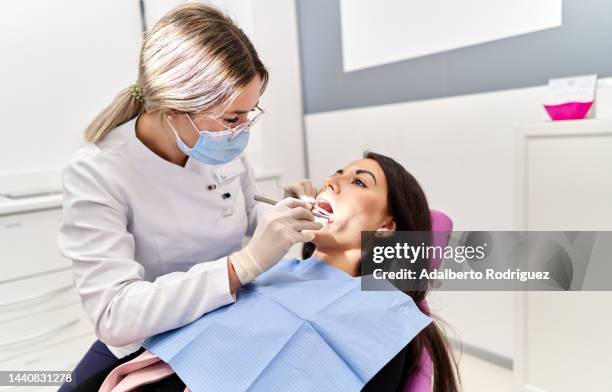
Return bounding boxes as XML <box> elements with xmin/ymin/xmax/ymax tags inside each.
<box><xmin>84</xmin><ymin>3</ymin><xmax>268</xmax><ymax>142</ymax></box>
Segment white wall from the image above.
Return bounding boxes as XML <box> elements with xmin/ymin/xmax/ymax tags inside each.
<box><xmin>0</xmin><ymin>0</ymin><xmax>142</xmax><ymax>193</ymax></box>
<box><xmin>305</xmin><ymin>85</ymin><xmax>552</xmax><ymax>231</ymax></box>
<box><xmin>248</xmin><ymin>0</ymin><xmax>306</xmax><ymax>183</ymax></box>
<box><xmin>0</xmin><ymin>0</ymin><xmax>306</xmax><ymax>197</ymax></box>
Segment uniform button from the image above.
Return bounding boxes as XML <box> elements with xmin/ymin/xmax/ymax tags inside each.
<box><xmin>222</xmin><ymin>208</ymin><xmax>233</xmax><ymax>217</ymax></box>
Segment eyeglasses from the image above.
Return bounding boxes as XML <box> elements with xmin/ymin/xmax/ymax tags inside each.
<box><xmin>198</xmin><ymin>104</ymin><xmax>265</xmax><ymax>140</ymax></box>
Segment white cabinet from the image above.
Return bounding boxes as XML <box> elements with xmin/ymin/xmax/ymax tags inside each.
<box><xmin>0</xmin><ymin>302</ymin><xmax>93</xmax><ymax>362</ymax></box>
<box><xmin>0</xmin><ymin>333</ymin><xmax>95</xmax><ymax>392</ymax></box>
<box><xmin>0</xmin><ymin>198</ymin><xmax>95</xmax><ymax>381</ymax></box>
<box><xmin>0</xmin><ymin>208</ymin><xmax>70</xmax><ymax>282</ymax></box>
<box><xmin>0</xmin><ymin>270</ymin><xmax>78</xmax><ymax>322</ymax></box>
<box><xmin>514</xmin><ymin>119</ymin><xmax>612</xmax><ymax>391</ymax></box>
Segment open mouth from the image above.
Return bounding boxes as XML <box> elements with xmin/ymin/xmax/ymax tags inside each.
<box><xmin>314</xmin><ymin>198</ymin><xmax>334</xmax><ymax>220</ymax></box>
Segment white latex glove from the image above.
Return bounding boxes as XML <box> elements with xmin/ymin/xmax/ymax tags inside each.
<box><xmin>230</xmin><ymin>197</ymin><xmax>322</xmax><ymax>284</ymax></box>
<box><xmin>282</xmin><ymin>179</ymin><xmax>318</xmax><ymax>202</ymax></box>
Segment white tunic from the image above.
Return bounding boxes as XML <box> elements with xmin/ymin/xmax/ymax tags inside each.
<box><xmin>57</xmin><ymin>117</ymin><xmax>263</xmax><ymax>358</ymax></box>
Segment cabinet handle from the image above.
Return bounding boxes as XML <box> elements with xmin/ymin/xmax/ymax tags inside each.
<box><xmin>0</xmin><ymin>318</ymin><xmax>78</xmax><ymax>348</ymax></box>
<box><xmin>0</xmin><ymin>283</ymin><xmax>73</xmax><ymax>308</ymax></box>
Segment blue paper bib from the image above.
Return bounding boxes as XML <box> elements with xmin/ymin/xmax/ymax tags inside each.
<box><xmin>144</xmin><ymin>258</ymin><xmax>431</xmax><ymax>392</ymax></box>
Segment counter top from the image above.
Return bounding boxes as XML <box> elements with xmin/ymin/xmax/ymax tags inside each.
<box><xmin>0</xmin><ymin>169</ymin><xmax>284</xmax><ymax>216</ymax></box>
<box><xmin>0</xmin><ymin>193</ymin><xmax>64</xmax><ymax>216</ymax></box>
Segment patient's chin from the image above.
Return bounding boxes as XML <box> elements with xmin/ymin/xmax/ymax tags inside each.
<box><xmin>311</xmin><ymin>226</ymin><xmax>336</xmax><ymax>246</ymax></box>
<box><xmin>310</xmin><ymin>223</ymin><xmax>354</xmax><ymax>249</ymax></box>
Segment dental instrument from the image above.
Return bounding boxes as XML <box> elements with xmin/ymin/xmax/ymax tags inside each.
<box><xmin>254</xmin><ymin>194</ymin><xmax>331</xmax><ymax>220</ymax></box>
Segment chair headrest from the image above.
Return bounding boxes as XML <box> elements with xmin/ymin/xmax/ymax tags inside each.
<box><xmin>404</xmin><ymin>210</ymin><xmax>454</xmax><ymax>392</ymax></box>
<box><xmin>430</xmin><ymin>209</ymin><xmax>453</xmax><ymax>270</ymax></box>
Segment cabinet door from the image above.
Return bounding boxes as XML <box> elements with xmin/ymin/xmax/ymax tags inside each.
<box><xmin>0</xmin><ymin>302</ymin><xmax>93</xmax><ymax>362</ymax></box>
<box><xmin>516</xmin><ymin>124</ymin><xmax>612</xmax><ymax>391</ymax></box>
<box><xmin>0</xmin><ymin>209</ymin><xmax>70</xmax><ymax>281</ymax></box>
<box><xmin>0</xmin><ymin>333</ymin><xmax>96</xmax><ymax>392</ymax></box>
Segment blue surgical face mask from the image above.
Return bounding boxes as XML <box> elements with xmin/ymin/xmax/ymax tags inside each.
<box><xmin>167</xmin><ymin>114</ymin><xmax>250</xmax><ymax>165</ymax></box>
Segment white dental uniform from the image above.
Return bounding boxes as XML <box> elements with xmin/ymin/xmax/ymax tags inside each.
<box><xmin>57</xmin><ymin>116</ymin><xmax>263</xmax><ymax>358</ymax></box>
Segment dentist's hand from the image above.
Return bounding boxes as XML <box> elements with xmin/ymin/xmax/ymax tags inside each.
<box><xmin>282</xmin><ymin>179</ymin><xmax>318</xmax><ymax>201</ymax></box>
<box><xmin>229</xmin><ymin>197</ymin><xmax>323</xmax><ymax>285</ymax></box>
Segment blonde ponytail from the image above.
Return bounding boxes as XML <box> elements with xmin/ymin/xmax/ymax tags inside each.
<box><xmin>84</xmin><ymin>3</ymin><xmax>268</xmax><ymax>143</ymax></box>
<box><xmin>84</xmin><ymin>86</ymin><xmax>144</xmax><ymax>143</ymax></box>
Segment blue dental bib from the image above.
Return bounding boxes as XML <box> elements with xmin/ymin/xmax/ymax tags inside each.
<box><xmin>144</xmin><ymin>257</ymin><xmax>431</xmax><ymax>392</ymax></box>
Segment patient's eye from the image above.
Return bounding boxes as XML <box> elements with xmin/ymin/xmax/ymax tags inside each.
<box><xmin>352</xmin><ymin>177</ymin><xmax>367</xmax><ymax>188</ymax></box>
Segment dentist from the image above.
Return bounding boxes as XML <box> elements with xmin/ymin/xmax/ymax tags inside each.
<box><xmin>57</xmin><ymin>4</ymin><xmax>321</xmax><ymax>388</ymax></box>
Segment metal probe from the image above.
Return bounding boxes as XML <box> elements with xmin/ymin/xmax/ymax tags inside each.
<box><xmin>254</xmin><ymin>194</ymin><xmax>331</xmax><ymax>220</ymax></box>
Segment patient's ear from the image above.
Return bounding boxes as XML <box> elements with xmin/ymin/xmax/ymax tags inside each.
<box><xmin>378</xmin><ymin>219</ymin><xmax>396</xmax><ymax>232</ymax></box>
<box><xmin>374</xmin><ymin>219</ymin><xmax>395</xmax><ymax>239</ymax></box>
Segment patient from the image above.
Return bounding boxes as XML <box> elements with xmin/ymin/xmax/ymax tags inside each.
<box><xmin>305</xmin><ymin>151</ymin><xmax>460</xmax><ymax>392</ymax></box>
<box><xmin>74</xmin><ymin>152</ymin><xmax>460</xmax><ymax>392</ymax></box>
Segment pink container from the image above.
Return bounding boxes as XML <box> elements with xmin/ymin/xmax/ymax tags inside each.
<box><xmin>544</xmin><ymin>101</ymin><xmax>593</xmax><ymax>121</ymax></box>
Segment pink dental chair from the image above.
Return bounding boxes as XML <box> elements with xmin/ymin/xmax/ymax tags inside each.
<box><xmin>403</xmin><ymin>209</ymin><xmax>453</xmax><ymax>392</ymax></box>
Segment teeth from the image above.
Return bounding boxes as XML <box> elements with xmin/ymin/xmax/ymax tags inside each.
<box><xmin>313</xmin><ymin>205</ymin><xmax>333</xmax><ymax>219</ymax></box>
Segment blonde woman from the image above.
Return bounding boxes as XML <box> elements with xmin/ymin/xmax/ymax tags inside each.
<box><xmin>57</xmin><ymin>4</ymin><xmax>321</xmax><ymax>388</ymax></box>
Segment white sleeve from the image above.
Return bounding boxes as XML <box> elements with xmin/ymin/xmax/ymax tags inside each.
<box><xmin>240</xmin><ymin>154</ymin><xmax>265</xmax><ymax>237</ymax></box>
<box><xmin>57</xmin><ymin>159</ymin><xmax>236</xmax><ymax>348</ymax></box>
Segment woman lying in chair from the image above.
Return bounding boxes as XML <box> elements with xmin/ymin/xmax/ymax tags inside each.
<box><xmin>73</xmin><ymin>152</ymin><xmax>460</xmax><ymax>392</ymax></box>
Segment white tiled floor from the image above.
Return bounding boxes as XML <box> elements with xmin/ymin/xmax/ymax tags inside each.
<box><xmin>455</xmin><ymin>351</ymin><xmax>513</xmax><ymax>392</ymax></box>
